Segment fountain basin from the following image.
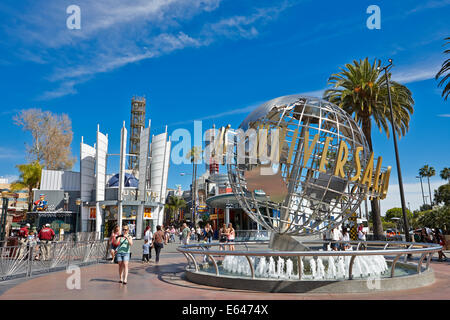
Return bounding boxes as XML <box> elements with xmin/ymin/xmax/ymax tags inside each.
<box><xmin>184</xmin><ymin>262</ymin><xmax>434</xmax><ymax>293</ymax></box>
<box><xmin>178</xmin><ymin>240</ymin><xmax>441</xmax><ymax>293</ymax></box>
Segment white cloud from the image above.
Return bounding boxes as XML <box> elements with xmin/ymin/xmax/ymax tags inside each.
<box><xmin>391</xmin><ymin>63</ymin><xmax>441</xmax><ymax>84</ymax></box>
<box><xmin>437</xmin><ymin>114</ymin><xmax>450</xmax><ymax>118</ymax></box>
<box><xmin>167</xmin><ymin>102</ymin><xmax>262</xmax><ymax>127</ymax></box>
<box><xmin>6</xmin><ymin>0</ymin><xmax>291</xmax><ymax>100</ymax></box>
<box><xmin>0</xmin><ymin>147</ymin><xmax>22</xmax><ymax>159</ymax></box>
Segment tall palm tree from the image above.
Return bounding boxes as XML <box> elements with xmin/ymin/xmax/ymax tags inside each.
<box><xmin>419</xmin><ymin>165</ymin><xmax>436</xmax><ymax>206</ymax></box>
<box><xmin>435</xmin><ymin>37</ymin><xmax>450</xmax><ymax>100</ymax></box>
<box><xmin>324</xmin><ymin>58</ymin><xmax>414</xmax><ymax>239</ymax></box>
<box><xmin>186</xmin><ymin>146</ymin><xmax>203</xmax><ymax>225</ymax></box>
<box><xmin>10</xmin><ymin>161</ymin><xmax>42</xmax><ymax>211</ymax></box>
<box><xmin>167</xmin><ymin>195</ymin><xmax>187</xmax><ymax>222</ymax></box>
<box><xmin>440</xmin><ymin>167</ymin><xmax>450</xmax><ymax>183</ymax></box>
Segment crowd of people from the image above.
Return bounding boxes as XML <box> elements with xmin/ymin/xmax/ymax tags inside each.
<box><xmin>323</xmin><ymin>223</ymin><xmax>367</xmax><ymax>251</ymax></box>
<box><xmin>414</xmin><ymin>227</ymin><xmax>447</xmax><ymax>261</ymax></box>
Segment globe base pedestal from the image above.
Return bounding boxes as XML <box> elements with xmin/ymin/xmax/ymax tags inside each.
<box><xmin>269</xmin><ymin>233</ymin><xmax>311</xmax><ymax>251</ymax></box>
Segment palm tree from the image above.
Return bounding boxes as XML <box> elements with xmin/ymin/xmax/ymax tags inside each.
<box><xmin>440</xmin><ymin>167</ymin><xmax>450</xmax><ymax>183</ymax></box>
<box><xmin>419</xmin><ymin>165</ymin><xmax>436</xmax><ymax>206</ymax></box>
<box><xmin>10</xmin><ymin>161</ymin><xmax>42</xmax><ymax>211</ymax></box>
<box><xmin>324</xmin><ymin>58</ymin><xmax>414</xmax><ymax>239</ymax></box>
<box><xmin>167</xmin><ymin>195</ymin><xmax>187</xmax><ymax>222</ymax></box>
<box><xmin>435</xmin><ymin>37</ymin><xmax>450</xmax><ymax>100</ymax></box>
<box><xmin>186</xmin><ymin>146</ymin><xmax>203</xmax><ymax>225</ymax></box>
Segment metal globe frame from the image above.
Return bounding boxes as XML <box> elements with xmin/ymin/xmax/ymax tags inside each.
<box><xmin>227</xmin><ymin>95</ymin><xmax>374</xmax><ymax>236</ymax></box>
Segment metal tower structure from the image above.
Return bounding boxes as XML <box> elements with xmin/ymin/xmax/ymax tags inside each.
<box><xmin>128</xmin><ymin>96</ymin><xmax>146</xmax><ymax>170</ymax></box>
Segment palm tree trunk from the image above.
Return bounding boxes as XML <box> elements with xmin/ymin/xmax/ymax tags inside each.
<box><xmin>28</xmin><ymin>186</ymin><xmax>33</xmax><ymax>212</ymax></box>
<box><xmin>362</xmin><ymin>117</ymin><xmax>384</xmax><ymax>239</ymax></box>
<box><xmin>427</xmin><ymin>176</ymin><xmax>433</xmax><ymax>206</ymax></box>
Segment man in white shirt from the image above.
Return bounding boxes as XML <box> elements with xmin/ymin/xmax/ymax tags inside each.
<box><xmin>331</xmin><ymin>227</ymin><xmax>341</xmax><ymax>251</ymax></box>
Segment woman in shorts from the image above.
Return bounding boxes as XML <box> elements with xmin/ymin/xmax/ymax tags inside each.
<box><xmin>227</xmin><ymin>223</ymin><xmax>235</xmax><ymax>251</ymax></box>
<box><xmin>114</xmin><ymin>225</ymin><xmax>133</xmax><ymax>284</ymax></box>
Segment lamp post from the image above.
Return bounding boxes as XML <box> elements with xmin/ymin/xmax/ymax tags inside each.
<box><xmin>378</xmin><ymin>59</ymin><xmax>411</xmax><ymax>242</ymax></box>
<box><xmin>181</xmin><ymin>172</ymin><xmax>198</xmax><ymax>226</ymax></box>
<box><xmin>75</xmin><ymin>198</ymin><xmax>81</xmax><ymax>241</ymax></box>
<box><xmin>416</xmin><ymin>175</ymin><xmax>426</xmax><ymax>207</ymax></box>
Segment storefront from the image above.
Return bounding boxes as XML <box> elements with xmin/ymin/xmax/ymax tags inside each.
<box><xmin>206</xmin><ymin>194</ymin><xmax>262</xmax><ymax>232</ymax></box>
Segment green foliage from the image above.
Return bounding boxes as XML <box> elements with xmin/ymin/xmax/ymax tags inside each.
<box><xmin>435</xmin><ymin>183</ymin><xmax>450</xmax><ymax>206</ymax></box>
<box><xmin>165</xmin><ymin>195</ymin><xmax>187</xmax><ymax>222</ymax></box>
<box><xmin>420</xmin><ymin>204</ymin><xmax>433</xmax><ymax>211</ymax></box>
<box><xmin>324</xmin><ymin>57</ymin><xmax>414</xmax><ymax>146</ymax></box>
<box><xmin>10</xmin><ymin>161</ymin><xmax>42</xmax><ymax>211</ymax></box>
<box><xmin>419</xmin><ymin>165</ymin><xmax>435</xmax><ymax>179</ymax></box>
<box><xmin>418</xmin><ymin>206</ymin><xmax>450</xmax><ymax>234</ymax></box>
<box><xmin>440</xmin><ymin>167</ymin><xmax>450</xmax><ymax>182</ymax></box>
<box><xmin>385</xmin><ymin>207</ymin><xmax>413</xmax><ymax>222</ymax></box>
<box><xmin>435</xmin><ymin>37</ymin><xmax>450</xmax><ymax>100</ymax></box>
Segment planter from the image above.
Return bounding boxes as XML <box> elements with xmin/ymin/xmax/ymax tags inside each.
<box><xmin>445</xmin><ymin>235</ymin><xmax>450</xmax><ymax>250</ymax></box>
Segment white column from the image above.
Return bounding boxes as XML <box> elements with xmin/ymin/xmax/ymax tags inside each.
<box><xmin>225</xmin><ymin>206</ymin><xmax>230</xmax><ymax>225</ymax></box>
<box><xmin>136</xmin><ymin>204</ymin><xmax>144</xmax><ymax>239</ymax></box>
<box><xmin>118</xmin><ymin>202</ymin><xmax>123</xmax><ymax>232</ymax></box>
<box><xmin>95</xmin><ymin>202</ymin><xmax>102</xmax><ymax>237</ymax></box>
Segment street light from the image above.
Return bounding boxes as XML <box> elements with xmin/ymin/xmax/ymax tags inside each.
<box><xmin>377</xmin><ymin>59</ymin><xmax>411</xmax><ymax>242</ymax></box>
<box><xmin>75</xmin><ymin>198</ymin><xmax>81</xmax><ymax>240</ymax></box>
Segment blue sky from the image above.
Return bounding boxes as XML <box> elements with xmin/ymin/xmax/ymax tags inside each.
<box><xmin>0</xmin><ymin>0</ymin><xmax>449</xmax><ymax>214</ymax></box>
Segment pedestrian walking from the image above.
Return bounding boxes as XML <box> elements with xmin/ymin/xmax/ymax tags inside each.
<box><xmin>109</xmin><ymin>225</ymin><xmax>120</xmax><ymax>263</ymax></box>
<box><xmin>341</xmin><ymin>227</ymin><xmax>351</xmax><ymax>251</ymax></box>
<box><xmin>152</xmin><ymin>225</ymin><xmax>166</xmax><ymax>264</ymax></box>
<box><xmin>219</xmin><ymin>224</ymin><xmax>228</xmax><ymax>250</ymax></box>
<box><xmin>227</xmin><ymin>223</ymin><xmax>235</xmax><ymax>251</ymax></box>
<box><xmin>38</xmin><ymin>224</ymin><xmax>55</xmax><ymax>260</ymax></box>
<box><xmin>114</xmin><ymin>225</ymin><xmax>133</xmax><ymax>284</ymax></box>
<box><xmin>181</xmin><ymin>223</ymin><xmax>191</xmax><ymax>245</ymax></box>
<box><xmin>142</xmin><ymin>240</ymin><xmax>150</xmax><ymax>263</ymax></box>
<box><xmin>434</xmin><ymin>229</ymin><xmax>447</xmax><ymax>262</ymax></box>
<box><xmin>204</xmin><ymin>223</ymin><xmax>213</xmax><ymax>243</ymax></box>
<box><xmin>330</xmin><ymin>227</ymin><xmax>341</xmax><ymax>251</ymax></box>
<box><xmin>18</xmin><ymin>223</ymin><xmax>30</xmax><ymax>259</ymax></box>
<box><xmin>144</xmin><ymin>225</ymin><xmax>153</xmax><ymax>260</ymax></box>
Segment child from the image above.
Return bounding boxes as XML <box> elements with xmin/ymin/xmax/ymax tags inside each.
<box><xmin>142</xmin><ymin>240</ymin><xmax>150</xmax><ymax>263</ymax></box>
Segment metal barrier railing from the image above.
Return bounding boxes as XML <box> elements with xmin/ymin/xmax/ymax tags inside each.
<box><xmin>177</xmin><ymin>240</ymin><xmax>442</xmax><ymax>280</ymax></box>
<box><xmin>0</xmin><ymin>239</ymin><xmax>109</xmax><ymax>281</ymax></box>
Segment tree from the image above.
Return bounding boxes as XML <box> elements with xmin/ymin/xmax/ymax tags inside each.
<box><xmin>385</xmin><ymin>207</ymin><xmax>413</xmax><ymax>232</ymax></box>
<box><xmin>165</xmin><ymin>195</ymin><xmax>186</xmax><ymax>222</ymax></box>
<box><xmin>440</xmin><ymin>167</ymin><xmax>450</xmax><ymax>183</ymax></box>
<box><xmin>419</xmin><ymin>165</ymin><xmax>436</xmax><ymax>206</ymax></box>
<box><xmin>418</xmin><ymin>206</ymin><xmax>450</xmax><ymax>234</ymax></box>
<box><xmin>14</xmin><ymin>109</ymin><xmax>75</xmax><ymax>170</ymax></box>
<box><xmin>324</xmin><ymin>58</ymin><xmax>414</xmax><ymax>239</ymax></box>
<box><xmin>419</xmin><ymin>204</ymin><xmax>433</xmax><ymax>212</ymax></box>
<box><xmin>435</xmin><ymin>37</ymin><xmax>450</xmax><ymax>100</ymax></box>
<box><xmin>10</xmin><ymin>161</ymin><xmax>42</xmax><ymax>211</ymax></box>
<box><xmin>435</xmin><ymin>184</ymin><xmax>450</xmax><ymax>206</ymax></box>
<box><xmin>186</xmin><ymin>146</ymin><xmax>203</xmax><ymax>225</ymax></box>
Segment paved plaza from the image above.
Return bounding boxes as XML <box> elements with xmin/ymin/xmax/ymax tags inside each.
<box><xmin>0</xmin><ymin>240</ymin><xmax>449</xmax><ymax>300</ymax></box>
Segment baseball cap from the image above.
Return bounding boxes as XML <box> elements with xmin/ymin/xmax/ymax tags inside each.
<box><xmin>45</xmin><ymin>223</ymin><xmax>50</xmax><ymax>227</ymax></box>
<box><xmin>26</xmin><ymin>223</ymin><xmax>30</xmax><ymax>227</ymax></box>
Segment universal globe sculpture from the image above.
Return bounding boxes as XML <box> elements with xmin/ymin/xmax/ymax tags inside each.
<box><xmin>179</xmin><ymin>94</ymin><xmax>440</xmax><ymax>293</ymax></box>
<box><xmin>227</xmin><ymin>94</ymin><xmax>373</xmax><ymax>236</ymax></box>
